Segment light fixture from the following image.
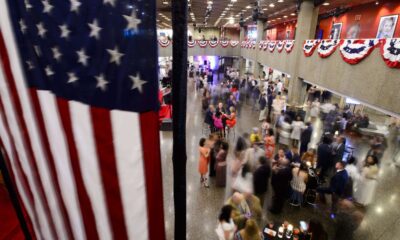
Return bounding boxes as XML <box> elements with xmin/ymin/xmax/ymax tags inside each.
<box><xmin>207</xmin><ymin>1</ymin><xmax>213</xmax><ymax>4</ymax></box>
<box><xmin>290</xmin><ymin>13</ymin><xmax>296</xmax><ymax>16</ymax></box>
<box><xmin>229</xmin><ymin>17</ymin><xmax>234</xmax><ymax>24</ymax></box>
<box><xmin>269</xmin><ymin>3</ymin><xmax>275</xmax><ymax>8</ymax></box>
<box><xmin>375</xmin><ymin>1</ymin><xmax>379</xmax><ymax>5</ymax></box>
<box><xmin>162</xmin><ymin>1</ymin><xmax>168</xmax><ymax>5</ymax></box>
<box><xmin>278</xmin><ymin>0</ymin><xmax>284</xmax><ymax>2</ymax></box>
<box><xmin>231</xmin><ymin>0</ymin><xmax>237</xmax><ymax>2</ymax></box>
<box><xmin>323</xmin><ymin>2</ymin><xmax>330</xmax><ymax>6</ymax></box>
<box><xmin>263</xmin><ymin>8</ymin><xmax>268</xmax><ymax>11</ymax></box>
<box><xmin>283</xmin><ymin>15</ymin><xmax>288</xmax><ymax>18</ymax></box>
<box><xmin>246</xmin><ymin>5</ymin><xmax>251</xmax><ymax>9</ymax></box>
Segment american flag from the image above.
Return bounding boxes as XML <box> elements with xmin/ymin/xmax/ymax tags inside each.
<box><xmin>0</xmin><ymin>0</ymin><xmax>165</xmax><ymax>239</ymax></box>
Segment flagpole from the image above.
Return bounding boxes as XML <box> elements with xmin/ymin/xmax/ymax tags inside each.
<box><xmin>171</xmin><ymin>0</ymin><xmax>188</xmax><ymax>239</ymax></box>
<box><xmin>0</xmin><ymin>149</ymin><xmax>32</xmax><ymax>239</ymax></box>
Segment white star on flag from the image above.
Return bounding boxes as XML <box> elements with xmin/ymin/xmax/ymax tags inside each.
<box><xmin>129</xmin><ymin>74</ymin><xmax>147</xmax><ymax>93</ymax></box>
<box><xmin>37</xmin><ymin>22</ymin><xmax>47</xmax><ymax>38</ymax></box>
<box><xmin>95</xmin><ymin>74</ymin><xmax>109</xmax><ymax>91</ymax></box>
<box><xmin>26</xmin><ymin>61</ymin><xmax>34</xmax><ymax>70</ymax></box>
<box><xmin>103</xmin><ymin>0</ymin><xmax>116</xmax><ymax>7</ymax></box>
<box><xmin>25</xmin><ymin>0</ymin><xmax>33</xmax><ymax>10</ymax></box>
<box><xmin>77</xmin><ymin>49</ymin><xmax>89</xmax><ymax>66</ymax></box>
<box><xmin>19</xmin><ymin>19</ymin><xmax>27</xmax><ymax>34</ymax></box>
<box><xmin>45</xmin><ymin>66</ymin><xmax>54</xmax><ymax>76</ymax></box>
<box><xmin>59</xmin><ymin>24</ymin><xmax>71</xmax><ymax>39</ymax></box>
<box><xmin>34</xmin><ymin>45</ymin><xmax>42</xmax><ymax>56</ymax></box>
<box><xmin>107</xmin><ymin>47</ymin><xmax>124</xmax><ymax>65</ymax></box>
<box><xmin>88</xmin><ymin>19</ymin><xmax>102</xmax><ymax>39</ymax></box>
<box><xmin>67</xmin><ymin>72</ymin><xmax>78</xmax><ymax>83</ymax></box>
<box><xmin>70</xmin><ymin>0</ymin><xmax>82</xmax><ymax>13</ymax></box>
<box><xmin>123</xmin><ymin>10</ymin><xmax>142</xmax><ymax>31</ymax></box>
<box><xmin>52</xmin><ymin>47</ymin><xmax>62</xmax><ymax>61</ymax></box>
<box><xmin>42</xmin><ymin>0</ymin><xmax>53</xmax><ymax>14</ymax></box>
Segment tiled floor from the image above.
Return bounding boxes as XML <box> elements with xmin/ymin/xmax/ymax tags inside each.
<box><xmin>160</xmin><ymin>81</ymin><xmax>400</xmax><ymax>240</ymax></box>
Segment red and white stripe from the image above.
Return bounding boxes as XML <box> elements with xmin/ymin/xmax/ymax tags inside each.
<box><xmin>0</xmin><ymin>2</ymin><xmax>165</xmax><ymax>240</ymax></box>
<box><xmin>317</xmin><ymin>39</ymin><xmax>340</xmax><ymax>58</ymax></box>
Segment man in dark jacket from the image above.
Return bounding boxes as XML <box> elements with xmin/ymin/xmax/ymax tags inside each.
<box><xmin>317</xmin><ymin>161</ymin><xmax>349</xmax><ymax>213</ymax></box>
<box><xmin>300</xmin><ymin>122</ymin><xmax>313</xmax><ymax>155</ymax></box>
<box><xmin>332</xmin><ymin>136</ymin><xmax>346</xmax><ymax>163</ymax></box>
<box><xmin>253</xmin><ymin>156</ymin><xmax>271</xmax><ymax>208</ymax></box>
<box><xmin>204</xmin><ymin>105</ymin><xmax>215</xmax><ymax>131</ymax></box>
<box><xmin>269</xmin><ymin>159</ymin><xmax>292</xmax><ymax>214</ymax></box>
<box><xmin>317</xmin><ymin>136</ymin><xmax>334</xmax><ymax>181</ymax></box>
<box><xmin>285</xmin><ymin>146</ymin><xmax>301</xmax><ymax>164</ymax></box>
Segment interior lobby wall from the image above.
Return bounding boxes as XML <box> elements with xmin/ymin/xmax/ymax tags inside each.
<box><xmin>267</xmin><ymin>21</ymin><xmax>297</xmax><ymax>40</ymax></box>
<box><xmin>223</xmin><ymin>28</ymin><xmax>240</xmax><ymax>40</ymax></box>
<box><xmin>192</xmin><ymin>27</ymin><xmax>220</xmax><ymax>40</ymax></box>
<box><xmin>318</xmin><ymin>0</ymin><xmax>400</xmax><ymax>39</ymax></box>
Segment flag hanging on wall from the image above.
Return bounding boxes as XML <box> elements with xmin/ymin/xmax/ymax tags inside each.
<box><xmin>0</xmin><ymin>0</ymin><xmax>165</xmax><ymax>239</ymax></box>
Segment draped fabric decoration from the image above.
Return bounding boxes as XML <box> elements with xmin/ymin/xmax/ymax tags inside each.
<box><xmin>259</xmin><ymin>41</ymin><xmax>265</xmax><ymax>50</ymax></box>
<box><xmin>263</xmin><ymin>41</ymin><xmax>269</xmax><ymax>51</ymax></box>
<box><xmin>208</xmin><ymin>40</ymin><xmax>219</xmax><ymax>48</ymax></box>
<box><xmin>268</xmin><ymin>41</ymin><xmax>277</xmax><ymax>52</ymax></box>
<box><xmin>241</xmin><ymin>41</ymin><xmax>247</xmax><ymax>48</ymax></box>
<box><xmin>252</xmin><ymin>41</ymin><xmax>257</xmax><ymax>49</ymax></box>
<box><xmin>339</xmin><ymin>39</ymin><xmax>379</xmax><ymax>65</ymax></box>
<box><xmin>284</xmin><ymin>40</ymin><xmax>295</xmax><ymax>53</ymax></box>
<box><xmin>187</xmin><ymin>40</ymin><xmax>196</xmax><ymax>48</ymax></box>
<box><xmin>197</xmin><ymin>40</ymin><xmax>208</xmax><ymax>48</ymax></box>
<box><xmin>158</xmin><ymin>39</ymin><xmax>171</xmax><ymax>48</ymax></box>
<box><xmin>246</xmin><ymin>41</ymin><xmax>252</xmax><ymax>49</ymax></box>
<box><xmin>230</xmin><ymin>41</ymin><xmax>239</xmax><ymax>47</ymax></box>
<box><xmin>380</xmin><ymin>38</ymin><xmax>400</xmax><ymax>68</ymax></box>
<box><xmin>220</xmin><ymin>40</ymin><xmax>230</xmax><ymax>48</ymax></box>
<box><xmin>303</xmin><ymin>40</ymin><xmax>320</xmax><ymax>57</ymax></box>
<box><xmin>277</xmin><ymin>40</ymin><xmax>285</xmax><ymax>53</ymax></box>
<box><xmin>317</xmin><ymin>39</ymin><xmax>340</xmax><ymax>58</ymax></box>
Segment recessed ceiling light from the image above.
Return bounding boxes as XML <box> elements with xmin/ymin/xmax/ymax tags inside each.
<box><xmin>246</xmin><ymin>5</ymin><xmax>251</xmax><ymax>9</ymax></box>
<box><xmin>283</xmin><ymin>15</ymin><xmax>288</xmax><ymax>18</ymax></box>
<box><xmin>231</xmin><ymin>0</ymin><xmax>237</xmax><ymax>2</ymax></box>
<box><xmin>269</xmin><ymin>3</ymin><xmax>275</xmax><ymax>8</ymax></box>
<box><xmin>162</xmin><ymin>1</ymin><xmax>168</xmax><ymax>5</ymax></box>
<box><xmin>277</xmin><ymin>17</ymin><xmax>281</xmax><ymax>20</ymax></box>
<box><xmin>207</xmin><ymin>1</ymin><xmax>213</xmax><ymax>4</ymax></box>
<box><xmin>263</xmin><ymin>8</ymin><xmax>268</xmax><ymax>11</ymax></box>
<box><xmin>278</xmin><ymin>0</ymin><xmax>284</xmax><ymax>2</ymax></box>
<box><xmin>291</xmin><ymin>13</ymin><xmax>296</xmax><ymax>16</ymax></box>
<box><xmin>228</xmin><ymin>4</ymin><xmax>233</xmax><ymax>7</ymax></box>
<box><xmin>323</xmin><ymin>2</ymin><xmax>330</xmax><ymax>6</ymax></box>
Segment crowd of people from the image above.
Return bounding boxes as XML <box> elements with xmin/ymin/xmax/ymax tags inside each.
<box><xmin>191</xmin><ymin>66</ymin><xmax>387</xmax><ymax>240</ymax></box>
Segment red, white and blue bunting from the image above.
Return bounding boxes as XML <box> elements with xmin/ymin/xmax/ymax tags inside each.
<box><xmin>303</xmin><ymin>40</ymin><xmax>320</xmax><ymax>57</ymax></box>
<box><xmin>220</xmin><ymin>40</ymin><xmax>230</xmax><ymax>48</ymax></box>
<box><xmin>380</xmin><ymin>38</ymin><xmax>400</xmax><ymax>68</ymax></box>
<box><xmin>158</xmin><ymin>39</ymin><xmax>171</xmax><ymax>48</ymax></box>
<box><xmin>230</xmin><ymin>41</ymin><xmax>239</xmax><ymax>47</ymax></box>
<box><xmin>317</xmin><ymin>39</ymin><xmax>340</xmax><ymax>58</ymax></box>
<box><xmin>263</xmin><ymin>41</ymin><xmax>269</xmax><ymax>51</ymax></box>
<box><xmin>252</xmin><ymin>41</ymin><xmax>257</xmax><ymax>49</ymax></box>
<box><xmin>259</xmin><ymin>41</ymin><xmax>266</xmax><ymax>50</ymax></box>
<box><xmin>197</xmin><ymin>40</ymin><xmax>208</xmax><ymax>48</ymax></box>
<box><xmin>187</xmin><ymin>40</ymin><xmax>196</xmax><ymax>48</ymax></box>
<box><xmin>277</xmin><ymin>41</ymin><xmax>285</xmax><ymax>53</ymax></box>
<box><xmin>339</xmin><ymin>39</ymin><xmax>379</xmax><ymax>65</ymax></box>
<box><xmin>284</xmin><ymin>40</ymin><xmax>295</xmax><ymax>53</ymax></box>
<box><xmin>247</xmin><ymin>41</ymin><xmax>253</xmax><ymax>49</ymax></box>
<box><xmin>241</xmin><ymin>41</ymin><xmax>247</xmax><ymax>48</ymax></box>
<box><xmin>209</xmin><ymin>40</ymin><xmax>219</xmax><ymax>48</ymax></box>
<box><xmin>268</xmin><ymin>41</ymin><xmax>277</xmax><ymax>52</ymax></box>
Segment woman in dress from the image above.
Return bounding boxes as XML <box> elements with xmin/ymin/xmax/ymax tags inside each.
<box><xmin>310</xmin><ymin>100</ymin><xmax>320</xmax><ymax>122</ymax></box>
<box><xmin>264</xmin><ymin>128</ymin><xmax>275</xmax><ymax>160</ymax></box>
<box><xmin>290</xmin><ymin>163</ymin><xmax>309</xmax><ymax>206</ymax></box>
<box><xmin>278</xmin><ymin>117</ymin><xmax>292</xmax><ymax>148</ymax></box>
<box><xmin>216</xmin><ymin>141</ymin><xmax>229</xmax><ymax>187</ymax></box>
<box><xmin>216</xmin><ymin>205</ymin><xmax>236</xmax><ymax>240</ymax></box>
<box><xmin>290</xmin><ymin>116</ymin><xmax>305</xmax><ymax>147</ymax></box>
<box><xmin>225</xmin><ymin>107</ymin><xmax>237</xmax><ymax>129</ymax></box>
<box><xmin>301</xmin><ymin>148</ymin><xmax>317</xmax><ymax>168</ymax></box>
<box><xmin>198</xmin><ymin>138</ymin><xmax>210</xmax><ymax>188</ymax></box>
<box><xmin>354</xmin><ymin>155</ymin><xmax>379</xmax><ymax>205</ymax></box>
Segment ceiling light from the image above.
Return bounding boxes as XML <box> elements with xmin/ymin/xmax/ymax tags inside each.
<box><xmin>269</xmin><ymin>3</ymin><xmax>275</xmax><ymax>8</ymax></box>
<box><xmin>231</xmin><ymin>0</ymin><xmax>237</xmax><ymax>2</ymax></box>
<box><xmin>283</xmin><ymin>15</ymin><xmax>288</xmax><ymax>18</ymax></box>
<box><xmin>323</xmin><ymin>2</ymin><xmax>330</xmax><ymax>6</ymax></box>
<box><xmin>246</xmin><ymin>5</ymin><xmax>251</xmax><ymax>9</ymax></box>
<box><xmin>162</xmin><ymin>1</ymin><xmax>168</xmax><ymax>5</ymax></box>
<box><xmin>290</xmin><ymin>13</ymin><xmax>296</xmax><ymax>16</ymax></box>
<box><xmin>375</xmin><ymin>1</ymin><xmax>379</xmax><ymax>5</ymax></box>
<box><xmin>277</xmin><ymin>17</ymin><xmax>281</xmax><ymax>20</ymax></box>
<box><xmin>228</xmin><ymin>4</ymin><xmax>233</xmax><ymax>7</ymax></box>
<box><xmin>207</xmin><ymin>1</ymin><xmax>213</xmax><ymax>4</ymax></box>
<box><xmin>278</xmin><ymin>0</ymin><xmax>284</xmax><ymax>2</ymax></box>
<box><xmin>229</xmin><ymin>17</ymin><xmax>234</xmax><ymax>24</ymax></box>
<box><xmin>263</xmin><ymin>8</ymin><xmax>268</xmax><ymax>11</ymax></box>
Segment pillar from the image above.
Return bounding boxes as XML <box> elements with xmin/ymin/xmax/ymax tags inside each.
<box><xmin>239</xmin><ymin>26</ymin><xmax>246</xmax><ymax>76</ymax></box>
<box><xmin>254</xmin><ymin>19</ymin><xmax>265</xmax><ymax>79</ymax></box>
<box><xmin>288</xmin><ymin>0</ymin><xmax>319</xmax><ymax>106</ymax></box>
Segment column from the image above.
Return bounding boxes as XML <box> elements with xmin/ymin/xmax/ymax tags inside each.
<box><xmin>288</xmin><ymin>0</ymin><xmax>319</xmax><ymax>106</ymax></box>
<box><xmin>254</xmin><ymin>19</ymin><xmax>265</xmax><ymax>79</ymax></box>
<box><xmin>239</xmin><ymin>26</ymin><xmax>246</xmax><ymax>76</ymax></box>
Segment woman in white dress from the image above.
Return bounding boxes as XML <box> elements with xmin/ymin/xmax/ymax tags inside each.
<box><xmin>291</xmin><ymin>116</ymin><xmax>305</xmax><ymax>147</ymax></box>
<box><xmin>354</xmin><ymin>155</ymin><xmax>379</xmax><ymax>206</ymax></box>
<box><xmin>279</xmin><ymin>117</ymin><xmax>292</xmax><ymax>147</ymax></box>
<box><xmin>310</xmin><ymin>100</ymin><xmax>320</xmax><ymax>121</ymax></box>
<box><xmin>216</xmin><ymin>205</ymin><xmax>237</xmax><ymax>240</ymax></box>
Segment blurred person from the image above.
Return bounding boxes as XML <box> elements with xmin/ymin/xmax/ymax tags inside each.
<box><xmin>204</xmin><ymin>104</ymin><xmax>215</xmax><ymax>132</ymax></box>
<box><xmin>243</xmin><ymin>192</ymin><xmax>262</xmax><ymax>225</ymax></box>
<box><xmin>307</xmin><ymin>219</ymin><xmax>328</xmax><ymax>240</ymax></box>
<box><xmin>258</xmin><ymin>92</ymin><xmax>267</xmax><ymax>122</ymax></box>
<box><xmin>310</xmin><ymin>99</ymin><xmax>320</xmax><ymax>121</ymax></box>
<box><xmin>333</xmin><ymin>199</ymin><xmax>365</xmax><ymax>240</ymax></box>
<box><xmin>249</xmin><ymin>127</ymin><xmax>262</xmax><ymax>144</ymax></box>
<box><xmin>354</xmin><ymin>155</ymin><xmax>379</xmax><ymax>205</ymax></box>
<box><xmin>269</xmin><ymin>158</ymin><xmax>292</xmax><ymax>214</ymax></box>
<box><xmin>216</xmin><ymin>205</ymin><xmax>236</xmax><ymax>240</ymax></box>
<box><xmin>300</xmin><ymin>122</ymin><xmax>313</xmax><ymax>155</ymax></box>
<box><xmin>317</xmin><ymin>136</ymin><xmax>334</xmax><ymax>181</ymax></box>
<box><xmin>213</xmin><ymin>112</ymin><xmax>225</xmax><ymax>138</ymax></box>
<box><xmin>234</xmin><ymin>219</ymin><xmax>262</xmax><ymax>240</ymax></box>
<box><xmin>199</xmin><ymin>138</ymin><xmax>211</xmax><ymax>188</ymax></box>
<box><xmin>226</xmin><ymin>192</ymin><xmax>251</xmax><ymax>230</ymax></box>
<box><xmin>278</xmin><ymin>117</ymin><xmax>292</xmax><ymax>148</ymax></box>
<box><xmin>332</xmin><ymin>136</ymin><xmax>346</xmax><ymax>163</ymax></box>
<box><xmin>232</xmin><ymin>164</ymin><xmax>254</xmax><ymax>195</ymax></box>
<box><xmin>290</xmin><ymin>116</ymin><xmax>305</xmax><ymax>147</ymax></box>
<box><xmin>216</xmin><ymin>141</ymin><xmax>229</xmax><ymax>187</ymax></box>
<box><xmin>261</xmin><ymin>119</ymin><xmax>271</xmax><ymax>138</ymax></box>
<box><xmin>301</xmin><ymin>148</ymin><xmax>317</xmax><ymax>168</ymax></box>
<box><xmin>290</xmin><ymin>163</ymin><xmax>309</xmax><ymax>206</ymax></box>
<box><xmin>209</xmin><ymin>134</ymin><xmax>221</xmax><ymax>177</ymax></box>
<box><xmin>286</xmin><ymin>146</ymin><xmax>301</xmax><ymax>164</ymax></box>
<box><xmin>243</xmin><ymin>143</ymin><xmax>265</xmax><ymax>172</ymax></box>
<box><xmin>225</xmin><ymin>107</ymin><xmax>237</xmax><ymax>129</ymax></box>
<box><xmin>264</xmin><ymin>128</ymin><xmax>275</xmax><ymax>160</ymax></box>
<box><xmin>253</xmin><ymin>156</ymin><xmax>271</xmax><ymax>207</ymax></box>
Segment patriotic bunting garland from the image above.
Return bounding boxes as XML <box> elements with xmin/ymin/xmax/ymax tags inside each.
<box><xmin>268</xmin><ymin>41</ymin><xmax>277</xmax><ymax>52</ymax></box>
<box><xmin>380</xmin><ymin>38</ymin><xmax>400</xmax><ymax>68</ymax></box>
<box><xmin>197</xmin><ymin>40</ymin><xmax>208</xmax><ymax>48</ymax></box>
<box><xmin>303</xmin><ymin>40</ymin><xmax>320</xmax><ymax>57</ymax></box>
<box><xmin>208</xmin><ymin>40</ymin><xmax>219</xmax><ymax>48</ymax></box>
<box><xmin>318</xmin><ymin>39</ymin><xmax>340</xmax><ymax>58</ymax></box>
<box><xmin>220</xmin><ymin>40</ymin><xmax>230</xmax><ymax>48</ymax></box>
<box><xmin>277</xmin><ymin>41</ymin><xmax>285</xmax><ymax>53</ymax></box>
<box><xmin>187</xmin><ymin>40</ymin><xmax>196</xmax><ymax>48</ymax></box>
<box><xmin>158</xmin><ymin>39</ymin><xmax>171</xmax><ymax>48</ymax></box>
<box><xmin>230</xmin><ymin>41</ymin><xmax>239</xmax><ymax>47</ymax></box>
<box><xmin>339</xmin><ymin>39</ymin><xmax>379</xmax><ymax>65</ymax></box>
<box><xmin>284</xmin><ymin>40</ymin><xmax>295</xmax><ymax>53</ymax></box>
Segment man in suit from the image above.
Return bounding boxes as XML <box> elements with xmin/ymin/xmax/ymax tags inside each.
<box><xmin>332</xmin><ymin>136</ymin><xmax>346</xmax><ymax>163</ymax></box>
<box><xmin>317</xmin><ymin>136</ymin><xmax>334</xmax><ymax>181</ymax></box>
<box><xmin>317</xmin><ymin>161</ymin><xmax>349</xmax><ymax>213</ymax></box>
<box><xmin>300</xmin><ymin>122</ymin><xmax>313</xmax><ymax>155</ymax></box>
<box><xmin>269</xmin><ymin>159</ymin><xmax>292</xmax><ymax>214</ymax></box>
<box><xmin>204</xmin><ymin>105</ymin><xmax>215</xmax><ymax>131</ymax></box>
<box><xmin>253</xmin><ymin>156</ymin><xmax>271</xmax><ymax>208</ymax></box>
<box><xmin>286</xmin><ymin>146</ymin><xmax>301</xmax><ymax>164</ymax></box>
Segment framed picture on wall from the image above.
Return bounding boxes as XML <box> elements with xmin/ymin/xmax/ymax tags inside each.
<box><xmin>376</xmin><ymin>15</ymin><xmax>398</xmax><ymax>39</ymax></box>
<box><xmin>330</xmin><ymin>23</ymin><xmax>342</xmax><ymax>39</ymax></box>
<box><xmin>346</xmin><ymin>23</ymin><xmax>361</xmax><ymax>39</ymax></box>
